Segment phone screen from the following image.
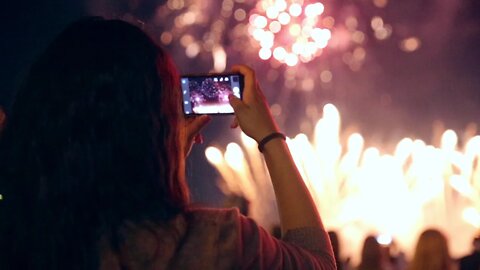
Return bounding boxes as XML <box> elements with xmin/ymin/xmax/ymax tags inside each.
<box><xmin>180</xmin><ymin>73</ymin><xmax>244</xmax><ymax>115</ymax></box>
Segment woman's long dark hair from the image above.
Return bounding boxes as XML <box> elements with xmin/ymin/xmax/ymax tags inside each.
<box><xmin>0</xmin><ymin>18</ymin><xmax>188</xmax><ymax>269</ymax></box>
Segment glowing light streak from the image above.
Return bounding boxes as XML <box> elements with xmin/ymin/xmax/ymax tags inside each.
<box><xmin>463</xmin><ymin>208</ymin><xmax>480</xmax><ymax>228</ymax></box>
<box><xmin>224</xmin><ymin>143</ymin><xmax>245</xmax><ymax>171</ymax></box>
<box><xmin>207</xmin><ymin>104</ymin><xmax>480</xmax><ymax>264</ymax></box>
<box><xmin>212</xmin><ymin>45</ymin><xmax>227</xmax><ymax>72</ymax></box>
<box><xmin>205</xmin><ymin>146</ymin><xmax>223</xmax><ymax>165</ymax></box>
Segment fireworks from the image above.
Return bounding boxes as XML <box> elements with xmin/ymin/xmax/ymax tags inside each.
<box><xmin>248</xmin><ymin>0</ymin><xmax>332</xmax><ymax>66</ymax></box>
<box><xmin>206</xmin><ymin>103</ymin><xmax>480</xmax><ymax>264</ymax></box>
<box><xmin>152</xmin><ymin>0</ymin><xmax>403</xmax><ymax>97</ymax></box>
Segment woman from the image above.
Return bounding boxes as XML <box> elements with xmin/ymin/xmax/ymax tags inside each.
<box><xmin>0</xmin><ymin>18</ymin><xmax>335</xmax><ymax>269</ymax></box>
<box><xmin>408</xmin><ymin>229</ymin><xmax>457</xmax><ymax>270</ymax></box>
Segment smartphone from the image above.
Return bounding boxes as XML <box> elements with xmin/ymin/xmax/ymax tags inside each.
<box><xmin>180</xmin><ymin>73</ymin><xmax>244</xmax><ymax>115</ymax></box>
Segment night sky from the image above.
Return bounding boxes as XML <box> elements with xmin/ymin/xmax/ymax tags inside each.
<box><xmin>2</xmin><ymin>0</ymin><xmax>480</xmax><ymax>206</ymax></box>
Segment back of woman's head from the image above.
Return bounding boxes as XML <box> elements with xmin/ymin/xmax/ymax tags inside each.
<box><xmin>409</xmin><ymin>228</ymin><xmax>452</xmax><ymax>270</ymax></box>
<box><xmin>0</xmin><ymin>18</ymin><xmax>188</xmax><ymax>269</ymax></box>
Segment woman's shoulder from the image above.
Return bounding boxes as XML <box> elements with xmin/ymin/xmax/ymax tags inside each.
<box><xmin>185</xmin><ymin>206</ymin><xmax>241</xmax><ymax>221</ymax></box>
<box><xmin>169</xmin><ymin>207</ymin><xmax>243</xmax><ymax>269</ymax></box>
<box><xmin>182</xmin><ymin>206</ymin><xmax>243</xmax><ymax>244</ymax></box>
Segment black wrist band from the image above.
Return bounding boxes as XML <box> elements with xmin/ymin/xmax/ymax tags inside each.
<box><xmin>258</xmin><ymin>132</ymin><xmax>286</xmax><ymax>153</ymax></box>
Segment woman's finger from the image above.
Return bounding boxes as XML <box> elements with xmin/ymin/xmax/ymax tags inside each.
<box><xmin>231</xmin><ymin>65</ymin><xmax>257</xmax><ymax>102</ymax></box>
<box><xmin>185</xmin><ymin>115</ymin><xmax>211</xmax><ymax>137</ymax></box>
<box><xmin>230</xmin><ymin>117</ymin><xmax>239</xmax><ymax>129</ymax></box>
<box><xmin>194</xmin><ymin>133</ymin><xmax>204</xmax><ymax>144</ymax></box>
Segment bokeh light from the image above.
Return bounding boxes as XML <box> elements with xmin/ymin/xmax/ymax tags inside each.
<box><xmin>153</xmin><ymin>0</ymin><xmax>400</xmax><ymax>90</ymax></box>
<box><xmin>248</xmin><ymin>0</ymin><xmax>332</xmax><ymax>66</ymax></box>
<box><xmin>400</xmin><ymin>37</ymin><xmax>421</xmax><ymax>52</ymax></box>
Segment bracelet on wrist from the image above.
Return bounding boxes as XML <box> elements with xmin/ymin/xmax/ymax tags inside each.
<box><xmin>258</xmin><ymin>132</ymin><xmax>286</xmax><ymax>153</ymax></box>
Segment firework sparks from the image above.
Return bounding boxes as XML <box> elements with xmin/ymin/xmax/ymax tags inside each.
<box><xmin>206</xmin><ymin>103</ymin><xmax>480</xmax><ymax>264</ymax></box>
<box><xmin>151</xmin><ymin>0</ymin><xmax>400</xmax><ymax>94</ymax></box>
<box><xmin>248</xmin><ymin>0</ymin><xmax>332</xmax><ymax>66</ymax></box>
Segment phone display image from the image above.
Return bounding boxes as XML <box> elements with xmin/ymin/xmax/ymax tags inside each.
<box><xmin>181</xmin><ymin>74</ymin><xmax>243</xmax><ymax>115</ymax></box>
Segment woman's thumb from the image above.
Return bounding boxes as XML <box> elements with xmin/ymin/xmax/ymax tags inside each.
<box><xmin>228</xmin><ymin>94</ymin><xmax>245</xmax><ymax>112</ymax></box>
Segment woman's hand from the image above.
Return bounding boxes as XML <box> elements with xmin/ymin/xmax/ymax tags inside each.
<box><xmin>229</xmin><ymin>65</ymin><xmax>334</xmax><ymax>266</ymax></box>
<box><xmin>179</xmin><ymin>115</ymin><xmax>211</xmax><ymax>157</ymax></box>
<box><xmin>228</xmin><ymin>65</ymin><xmax>325</xmax><ymax>232</ymax></box>
<box><xmin>228</xmin><ymin>65</ymin><xmax>279</xmax><ymax>142</ymax></box>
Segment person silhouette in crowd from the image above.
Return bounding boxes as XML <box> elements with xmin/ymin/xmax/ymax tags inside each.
<box><xmin>458</xmin><ymin>233</ymin><xmax>480</xmax><ymax>270</ymax></box>
<box><xmin>328</xmin><ymin>230</ymin><xmax>354</xmax><ymax>270</ymax></box>
<box><xmin>408</xmin><ymin>228</ymin><xmax>457</xmax><ymax>270</ymax></box>
<box><xmin>357</xmin><ymin>235</ymin><xmax>392</xmax><ymax>270</ymax></box>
